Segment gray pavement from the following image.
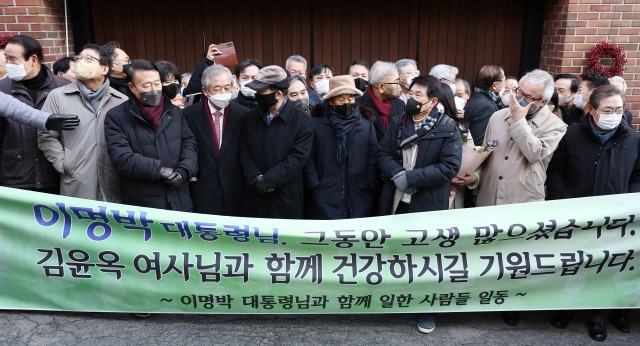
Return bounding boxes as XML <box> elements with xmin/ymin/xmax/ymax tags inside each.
<box><xmin>0</xmin><ymin>310</ymin><xmax>637</xmax><ymax>345</ymax></box>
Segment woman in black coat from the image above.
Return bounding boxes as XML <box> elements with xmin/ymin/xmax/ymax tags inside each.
<box><xmin>378</xmin><ymin>75</ymin><xmax>462</xmax><ymax>215</ymax></box>
<box><xmin>305</xmin><ymin>75</ymin><xmax>379</xmax><ymax>219</ymax></box>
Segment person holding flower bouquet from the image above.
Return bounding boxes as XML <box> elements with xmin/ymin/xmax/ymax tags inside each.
<box><xmin>378</xmin><ymin>75</ymin><xmax>462</xmax><ymax>335</ymax></box>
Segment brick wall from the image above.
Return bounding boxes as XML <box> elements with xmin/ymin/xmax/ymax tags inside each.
<box><xmin>0</xmin><ymin>0</ymin><xmax>73</xmax><ymax>69</ymax></box>
<box><xmin>539</xmin><ymin>0</ymin><xmax>640</xmax><ymax>129</ymax></box>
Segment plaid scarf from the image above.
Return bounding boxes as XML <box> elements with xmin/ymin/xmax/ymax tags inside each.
<box><xmin>475</xmin><ymin>87</ymin><xmax>502</xmax><ymax>109</ymax></box>
<box><xmin>400</xmin><ymin>107</ymin><xmax>440</xmax><ymax>149</ymax></box>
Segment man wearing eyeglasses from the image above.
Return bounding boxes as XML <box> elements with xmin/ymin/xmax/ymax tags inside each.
<box><xmin>356</xmin><ymin>61</ymin><xmax>405</xmax><ymax>142</ymax></box>
<box><xmin>396</xmin><ymin>59</ymin><xmax>420</xmax><ymax>103</ymax></box>
<box><xmin>454</xmin><ymin>70</ymin><xmax>567</xmax><ymax>328</ymax></box>
<box><xmin>39</xmin><ymin>43</ymin><xmax>127</xmax><ymax>202</ymax></box>
<box><xmin>429</xmin><ymin>64</ymin><xmax>461</xmax><ymax>116</ymax></box>
<box><xmin>0</xmin><ymin>35</ymin><xmax>70</xmax><ymax>195</ymax></box>
<box><xmin>546</xmin><ymin>85</ymin><xmax>639</xmax><ymax>342</ymax></box>
<box><xmin>473</xmin><ymin>69</ymin><xmax>567</xmax><ymax>208</ymax></box>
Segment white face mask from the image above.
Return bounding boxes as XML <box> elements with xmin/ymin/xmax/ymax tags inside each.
<box><xmin>498</xmin><ymin>86</ymin><xmax>506</xmax><ymax>97</ymax></box>
<box><xmin>5</xmin><ymin>63</ymin><xmax>30</xmax><ymax>81</ymax></box>
<box><xmin>500</xmin><ymin>93</ymin><xmax>511</xmax><ymax>107</ymax></box>
<box><xmin>595</xmin><ymin>112</ymin><xmax>623</xmax><ymax>131</ymax></box>
<box><xmin>574</xmin><ymin>93</ymin><xmax>587</xmax><ymax>110</ymax></box>
<box><xmin>232</xmin><ymin>85</ymin><xmax>239</xmax><ymax>99</ymax></box>
<box><xmin>208</xmin><ymin>92</ymin><xmax>233</xmax><ymax>109</ymax></box>
<box><xmin>454</xmin><ymin>96</ymin><xmax>466</xmax><ymax>111</ymax></box>
<box><xmin>405</xmin><ymin>76</ymin><xmax>415</xmax><ymax>89</ymax></box>
<box><xmin>436</xmin><ymin>103</ymin><xmax>444</xmax><ymax>113</ymax></box>
<box><xmin>240</xmin><ymin>80</ymin><xmax>256</xmax><ymax>98</ymax></box>
<box><xmin>315</xmin><ymin>79</ymin><xmax>330</xmax><ymax>95</ymax></box>
<box><xmin>557</xmin><ymin>93</ymin><xmax>573</xmax><ymax>107</ymax></box>
<box><xmin>449</xmin><ymin>83</ymin><xmax>456</xmax><ymax>95</ymax></box>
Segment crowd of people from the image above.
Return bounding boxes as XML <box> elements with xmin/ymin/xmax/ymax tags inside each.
<box><xmin>0</xmin><ymin>34</ymin><xmax>638</xmax><ymax>341</ymax></box>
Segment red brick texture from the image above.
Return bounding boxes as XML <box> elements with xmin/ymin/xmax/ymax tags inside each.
<box><xmin>539</xmin><ymin>0</ymin><xmax>640</xmax><ymax>129</ymax></box>
<box><xmin>0</xmin><ymin>0</ymin><xmax>73</xmax><ymax>71</ymax></box>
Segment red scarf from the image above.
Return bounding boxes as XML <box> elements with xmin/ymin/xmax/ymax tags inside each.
<box><xmin>367</xmin><ymin>86</ymin><xmax>392</xmax><ymax>128</ymax></box>
<box><xmin>135</xmin><ymin>95</ymin><xmax>165</xmax><ymax>130</ymax></box>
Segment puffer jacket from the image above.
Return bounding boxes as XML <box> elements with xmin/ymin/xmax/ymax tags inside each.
<box><xmin>104</xmin><ymin>96</ymin><xmax>198</xmax><ymax>211</ymax></box>
<box><xmin>378</xmin><ymin>111</ymin><xmax>462</xmax><ymax>214</ymax></box>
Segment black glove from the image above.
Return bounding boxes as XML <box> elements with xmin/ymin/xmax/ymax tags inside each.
<box><xmin>159</xmin><ymin>167</ymin><xmax>174</xmax><ymax>180</ymax></box>
<box><xmin>165</xmin><ymin>171</ymin><xmax>184</xmax><ymax>189</ymax></box>
<box><xmin>45</xmin><ymin>114</ymin><xmax>80</xmax><ymax>131</ymax></box>
<box><xmin>250</xmin><ymin>175</ymin><xmax>271</xmax><ymax>194</ymax></box>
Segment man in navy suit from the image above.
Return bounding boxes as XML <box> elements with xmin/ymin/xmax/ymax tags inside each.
<box><xmin>183</xmin><ymin>65</ymin><xmax>249</xmax><ymax>215</ymax></box>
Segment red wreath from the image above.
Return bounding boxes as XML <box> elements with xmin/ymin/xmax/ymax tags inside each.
<box><xmin>0</xmin><ymin>34</ymin><xmax>8</xmax><ymax>49</ymax></box>
<box><xmin>586</xmin><ymin>42</ymin><xmax>627</xmax><ymax>78</ymax></box>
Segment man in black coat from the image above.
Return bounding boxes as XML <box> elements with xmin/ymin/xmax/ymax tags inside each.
<box><xmin>355</xmin><ymin>61</ymin><xmax>405</xmax><ymax>142</ymax></box>
<box><xmin>182</xmin><ymin>43</ymin><xmax>221</xmax><ymax>96</ymax></box>
<box><xmin>464</xmin><ymin>65</ymin><xmax>505</xmax><ymax>145</ymax></box>
<box><xmin>184</xmin><ymin>65</ymin><xmax>249</xmax><ymax>216</ymax></box>
<box><xmin>377</xmin><ymin>75</ymin><xmax>462</xmax><ymax>215</ymax></box>
<box><xmin>239</xmin><ymin>65</ymin><xmax>314</xmax><ymax>219</ymax></box>
<box><xmin>105</xmin><ymin>59</ymin><xmax>198</xmax><ymax>211</ymax></box>
<box><xmin>0</xmin><ymin>34</ymin><xmax>70</xmax><ymax>194</ymax></box>
<box><xmin>546</xmin><ymin>85</ymin><xmax>640</xmax><ymax>342</ymax></box>
<box><xmin>554</xmin><ymin>73</ymin><xmax>583</xmax><ymax>126</ymax></box>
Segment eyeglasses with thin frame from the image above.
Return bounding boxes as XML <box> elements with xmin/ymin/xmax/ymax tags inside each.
<box><xmin>516</xmin><ymin>87</ymin><xmax>543</xmax><ymax>103</ymax></box>
<box><xmin>383</xmin><ymin>82</ymin><xmax>400</xmax><ymax>85</ymax></box>
<box><xmin>441</xmin><ymin>77</ymin><xmax>455</xmax><ymax>84</ymax></box>
<box><xmin>114</xmin><ymin>58</ymin><xmax>131</xmax><ymax>65</ymax></box>
<box><xmin>595</xmin><ymin>107</ymin><xmax>624</xmax><ymax>116</ymax></box>
<box><xmin>74</xmin><ymin>55</ymin><xmax>101</xmax><ymax>64</ymax></box>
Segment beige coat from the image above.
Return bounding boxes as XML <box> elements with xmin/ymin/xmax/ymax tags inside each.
<box><xmin>38</xmin><ymin>81</ymin><xmax>127</xmax><ymax>202</ymax></box>
<box><xmin>476</xmin><ymin>106</ymin><xmax>567</xmax><ymax>207</ymax></box>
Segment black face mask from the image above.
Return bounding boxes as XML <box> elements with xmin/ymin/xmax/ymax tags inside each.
<box><xmin>255</xmin><ymin>91</ymin><xmax>279</xmax><ymax>110</ymax></box>
<box><xmin>405</xmin><ymin>97</ymin><xmax>424</xmax><ymax>117</ymax></box>
<box><xmin>138</xmin><ymin>90</ymin><xmax>162</xmax><ymax>107</ymax></box>
<box><xmin>334</xmin><ymin>102</ymin><xmax>356</xmax><ymax>117</ymax></box>
<box><xmin>162</xmin><ymin>83</ymin><xmax>180</xmax><ymax>99</ymax></box>
<box><xmin>292</xmin><ymin>98</ymin><xmax>310</xmax><ymax>112</ymax></box>
<box><xmin>354</xmin><ymin>78</ymin><xmax>368</xmax><ymax>92</ymax></box>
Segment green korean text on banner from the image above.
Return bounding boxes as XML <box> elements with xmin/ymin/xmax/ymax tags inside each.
<box><xmin>0</xmin><ymin>187</ymin><xmax>637</xmax><ymax>313</ymax></box>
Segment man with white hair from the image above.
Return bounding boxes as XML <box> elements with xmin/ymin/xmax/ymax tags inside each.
<box><xmin>455</xmin><ymin>69</ymin><xmax>566</xmax><ymax>327</ymax></box>
<box><xmin>430</xmin><ymin>64</ymin><xmax>461</xmax><ymax>116</ymax></box>
<box><xmin>473</xmin><ymin>69</ymin><xmax>567</xmax><ymax>207</ymax></box>
<box><xmin>285</xmin><ymin>55</ymin><xmax>307</xmax><ymax>79</ymax></box>
<box><xmin>183</xmin><ymin>65</ymin><xmax>249</xmax><ymax>216</ymax></box>
<box><xmin>396</xmin><ymin>59</ymin><xmax>420</xmax><ymax>103</ymax></box>
<box><xmin>356</xmin><ymin>61</ymin><xmax>405</xmax><ymax>141</ymax></box>
<box><xmin>608</xmin><ymin>75</ymin><xmax>633</xmax><ymax>126</ymax></box>
<box><xmin>429</xmin><ymin>64</ymin><xmax>459</xmax><ymax>94</ymax></box>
